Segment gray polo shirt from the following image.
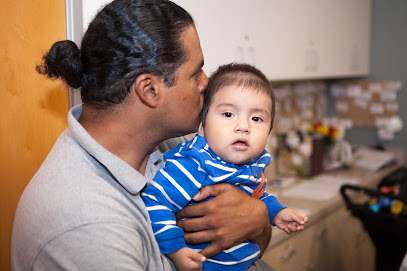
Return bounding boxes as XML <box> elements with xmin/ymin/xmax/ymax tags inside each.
<box><xmin>11</xmin><ymin>105</ymin><xmax>175</xmax><ymax>270</ymax></box>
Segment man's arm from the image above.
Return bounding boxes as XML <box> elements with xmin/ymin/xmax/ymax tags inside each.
<box><xmin>176</xmin><ymin>183</ymin><xmax>272</xmax><ymax>258</ymax></box>
<box><xmin>32</xmin><ymin>223</ymin><xmax>175</xmax><ymax>270</ymax></box>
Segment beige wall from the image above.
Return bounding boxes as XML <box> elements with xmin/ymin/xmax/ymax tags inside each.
<box><xmin>0</xmin><ymin>1</ymin><xmax>68</xmax><ymax>269</ymax></box>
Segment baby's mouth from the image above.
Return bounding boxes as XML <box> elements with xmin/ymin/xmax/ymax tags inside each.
<box><xmin>232</xmin><ymin>139</ymin><xmax>249</xmax><ymax>150</ymax></box>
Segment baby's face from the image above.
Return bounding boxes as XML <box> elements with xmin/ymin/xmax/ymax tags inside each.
<box><xmin>203</xmin><ymin>85</ymin><xmax>272</xmax><ymax>165</ymax></box>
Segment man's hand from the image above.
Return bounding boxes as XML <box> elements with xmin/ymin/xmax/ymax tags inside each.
<box><xmin>176</xmin><ymin>183</ymin><xmax>271</xmax><ymax>258</ymax></box>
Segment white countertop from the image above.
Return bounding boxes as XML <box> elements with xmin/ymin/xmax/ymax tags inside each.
<box><xmin>265</xmin><ymin>148</ymin><xmax>405</xmax><ymax>248</ymax></box>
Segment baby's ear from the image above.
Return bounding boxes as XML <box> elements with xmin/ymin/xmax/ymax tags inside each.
<box><xmin>198</xmin><ymin>122</ymin><xmax>204</xmax><ymax>136</ymax></box>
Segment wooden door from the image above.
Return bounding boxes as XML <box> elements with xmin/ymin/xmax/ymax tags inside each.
<box><xmin>0</xmin><ymin>1</ymin><xmax>68</xmax><ymax>269</ymax></box>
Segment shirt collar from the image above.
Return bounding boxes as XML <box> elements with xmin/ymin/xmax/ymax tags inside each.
<box><xmin>67</xmin><ymin>105</ymin><xmax>163</xmax><ymax>195</ymax></box>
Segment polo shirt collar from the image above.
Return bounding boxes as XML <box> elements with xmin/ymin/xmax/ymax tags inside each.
<box><xmin>67</xmin><ymin>105</ymin><xmax>163</xmax><ymax>195</ymax></box>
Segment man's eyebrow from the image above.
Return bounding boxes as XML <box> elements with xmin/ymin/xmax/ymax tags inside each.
<box><xmin>194</xmin><ymin>59</ymin><xmax>204</xmax><ymax>73</ymax></box>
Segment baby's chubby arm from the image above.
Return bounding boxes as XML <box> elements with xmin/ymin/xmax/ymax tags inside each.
<box><xmin>167</xmin><ymin>247</ymin><xmax>206</xmax><ymax>271</ymax></box>
<box><xmin>273</xmin><ymin>208</ymin><xmax>309</xmax><ymax>234</ymax></box>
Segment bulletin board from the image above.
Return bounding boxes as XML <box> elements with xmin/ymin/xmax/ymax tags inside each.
<box><xmin>271</xmin><ymin>80</ymin><xmax>327</xmax><ymax>134</ymax></box>
<box><xmin>331</xmin><ymin>80</ymin><xmax>401</xmax><ymax>128</ymax></box>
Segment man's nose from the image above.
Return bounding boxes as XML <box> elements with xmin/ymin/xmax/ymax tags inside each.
<box><xmin>199</xmin><ymin>71</ymin><xmax>209</xmax><ymax>94</ymax></box>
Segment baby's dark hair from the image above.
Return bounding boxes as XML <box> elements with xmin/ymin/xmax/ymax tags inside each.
<box><xmin>202</xmin><ymin>63</ymin><xmax>276</xmax><ymax>130</ymax></box>
<box><xmin>36</xmin><ymin>0</ymin><xmax>194</xmax><ymax>109</ymax></box>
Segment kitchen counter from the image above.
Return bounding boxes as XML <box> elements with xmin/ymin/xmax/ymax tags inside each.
<box><xmin>265</xmin><ymin>147</ymin><xmax>405</xmax><ymax>248</ymax></box>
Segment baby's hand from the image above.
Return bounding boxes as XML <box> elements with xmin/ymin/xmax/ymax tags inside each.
<box><xmin>273</xmin><ymin>208</ymin><xmax>309</xmax><ymax>235</ymax></box>
<box><xmin>167</xmin><ymin>247</ymin><xmax>206</xmax><ymax>271</ymax></box>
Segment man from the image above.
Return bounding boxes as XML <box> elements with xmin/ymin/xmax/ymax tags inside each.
<box><xmin>12</xmin><ymin>1</ymin><xmax>273</xmax><ymax>270</ymax></box>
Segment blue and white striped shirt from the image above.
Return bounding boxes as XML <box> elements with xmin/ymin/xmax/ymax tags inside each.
<box><xmin>142</xmin><ymin>135</ymin><xmax>285</xmax><ymax>270</ymax></box>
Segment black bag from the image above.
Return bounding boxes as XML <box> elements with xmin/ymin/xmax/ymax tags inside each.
<box><xmin>340</xmin><ymin>167</ymin><xmax>407</xmax><ymax>271</ymax></box>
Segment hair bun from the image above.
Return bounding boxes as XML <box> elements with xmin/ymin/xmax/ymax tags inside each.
<box><xmin>36</xmin><ymin>40</ymin><xmax>84</xmax><ymax>88</ymax></box>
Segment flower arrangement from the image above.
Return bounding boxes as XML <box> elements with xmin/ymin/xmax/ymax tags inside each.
<box><xmin>306</xmin><ymin>121</ymin><xmax>351</xmax><ymax>172</ymax></box>
<box><xmin>275</xmin><ymin>131</ymin><xmax>313</xmax><ymax>177</ymax></box>
<box><xmin>306</xmin><ymin>122</ymin><xmax>339</xmax><ymax>146</ymax></box>
<box><xmin>274</xmin><ymin>122</ymin><xmax>344</xmax><ymax>177</ymax></box>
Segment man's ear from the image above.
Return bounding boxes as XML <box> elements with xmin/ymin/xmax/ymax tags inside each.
<box><xmin>198</xmin><ymin>122</ymin><xmax>204</xmax><ymax>136</ymax></box>
<box><xmin>133</xmin><ymin>74</ymin><xmax>161</xmax><ymax>108</ymax></box>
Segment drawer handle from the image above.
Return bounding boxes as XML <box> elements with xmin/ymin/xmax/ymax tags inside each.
<box><xmin>307</xmin><ymin>263</ymin><xmax>316</xmax><ymax>271</ymax></box>
<box><xmin>281</xmin><ymin>249</ymin><xmax>296</xmax><ymax>260</ymax></box>
<box><xmin>315</xmin><ymin>227</ymin><xmax>327</xmax><ymax>239</ymax></box>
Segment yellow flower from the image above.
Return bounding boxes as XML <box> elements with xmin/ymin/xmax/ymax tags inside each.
<box><xmin>316</xmin><ymin>125</ymin><xmax>328</xmax><ymax>135</ymax></box>
<box><xmin>307</xmin><ymin>127</ymin><xmax>314</xmax><ymax>133</ymax></box>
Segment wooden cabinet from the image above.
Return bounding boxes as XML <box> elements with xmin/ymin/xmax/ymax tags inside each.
<box><xmin>67</xmin><ymin>0</ymin><xmax>372</xmax><ymax>105</ymax></box>
<box><xmin>171</xmin><ymin>0</ymin><xmax>371</xmax><ymax>80</ymax></box>
<box><xmin>262</xmin><ymin>207</ymin><xmax>375</xmax><ymax>271</ymax></box>
<box><xmin>323</xmin><ymin>207</ymin><xmax>375</xmax><ymax>271</ymax></box>
<box><xmin>262</xmin><ymin>219</ymin><xmax>328</xmax><ymax>271</ymax></box>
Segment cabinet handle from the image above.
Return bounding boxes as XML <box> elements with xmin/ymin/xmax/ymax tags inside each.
<box><xmin>281</xmin><ymin>249</ymin><xmax>296</xmax><ymax>260</ymax></box>
<box><xmin>315</xmin><ymin>227</ymin><xmax>327</xmax><ymax>239</ymax></box>
<box><xmin>354</xmin><ymin>230</ymin><xmax>366</xmax><ymax>248</ymax></box>
<box><xmin>307</xmin><ymin>263</ymin><xmax>316</xmax><ymax>271</ymax></box>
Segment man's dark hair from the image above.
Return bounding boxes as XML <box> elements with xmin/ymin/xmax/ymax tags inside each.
<box><xmin>36</xmin><ymin>0</ymin><xmax>194</xmax><ymax>109</ymax></box>
<box><xmin>202</xmin><ymin>63</ymin><xmax>276</xmax><ymax>130</ymax></box>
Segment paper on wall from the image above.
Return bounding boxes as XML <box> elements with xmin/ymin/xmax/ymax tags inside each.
<box><xmin>336</xmin><ymin>101</ymin><xmax>348</xmax><ymax>113</ymax></box>
<box><xmin>381</xmin><ymin>90</ymin><xmax>397</xmax><ymax>102</ymax></box>
<box><xmin>369</xmin><ymin>103</ymin><xmax>384</xmax><ymax>114</ymax></box>
<box><xmin>386</xmin><ymin>103</ymin><xmax>399</xmax><ymax>112</ymax></box>
<box><xmin>301</xmin><ymin>109</ymin><xmax>313</xmax><ymax>120</ymax></box>
<box><xmin>383</xmin><ymin>80</ymin><xmax>402</xmax><ymax>90</ymax></box>
<box><xmin>360</xmin><ymin>91</ymin><xmax>372</xmax><ymax>100</ymax></box>
<box><xmin>347</xmin><ymin>85</ymin><xmax>363</xmax><ymax>98</ymax></box>
<box><xmin>354</xmin><ymin>99</ymin><xmax>368</xmax><ymax>109</ymax></box>
<box><xmin>369</xmin><ymin>82</ymin><xmax>382</xmax><ymax>92</ymax></box>
<box><xmin>375</xmin><ymin>116</ymin><xmax>403</xmax><ymax>141</ymax></box>
<box><xmin>276</xmin><ymin>117</ymin><xmax>293</xmax><ymax>134</ymax></box>
<box><xmin>330</xmin><ymin>85</ymin><xmax>346</xmax><ymax>98</ymax></box>
<box><xmin>284</xmin><ymin>99</ymin><xmax>292</xmax><ymax>113</ymax></box>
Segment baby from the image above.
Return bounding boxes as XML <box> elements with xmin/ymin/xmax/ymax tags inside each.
<box><xmin>142</xmin><ymin>63</ymin><xmax>308</xmax><ymax>271</ymax></box>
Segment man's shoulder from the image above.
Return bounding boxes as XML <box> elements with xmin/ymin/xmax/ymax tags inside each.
<box><xmin>158</xmin><ymin>135</ymin><xmax>190</xmax><ymax>153</ymax></box>
<box><xmin>12</xmin><ymin>145</ymin><xmax>151</xmax><ymax>271</ymax></box>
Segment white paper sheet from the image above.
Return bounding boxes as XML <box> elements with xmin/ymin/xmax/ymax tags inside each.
<box><xmin>282</xmin><ymin>174</ymin><xmax>360</xmax><ymax>201</ymax></box>
<box><xmin>353</xmin><ymin>147</ymin><xmax>396</xmax><ymax>171</ymax></box>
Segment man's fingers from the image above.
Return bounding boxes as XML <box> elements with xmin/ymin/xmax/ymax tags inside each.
<box><xmin>183</xmin><ymin>230</ymin><xmax>216</xmax><ymax>244</ymax></box>
<box><xmin>177</xmin><ymin>216</ymin><xmax>209</xmax><ymax>232</ymax></box>
<box><xmin>191</xmin><ymin>183</ymin><xmax>229</xmax><ymax>201</ymax></box>
<box><xmin>176</xmin><ymin>201</ymin><xmax>210</xmax><ymax>220</ymax></box>
<box><xmin>199</xmin><ymin>243</ymin><xmax>225</xmax><ymax>258</ymax></box>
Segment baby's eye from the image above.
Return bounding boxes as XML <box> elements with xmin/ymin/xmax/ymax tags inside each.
<box><xmin>223</xmin><ymin>112</ymin><xmax>233</xmax><ymax>118</ymax></box>
<box><xmin>252</xmin><ymin>116</ymin><xmax>262</xmax><ymax>122</ymax></box>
